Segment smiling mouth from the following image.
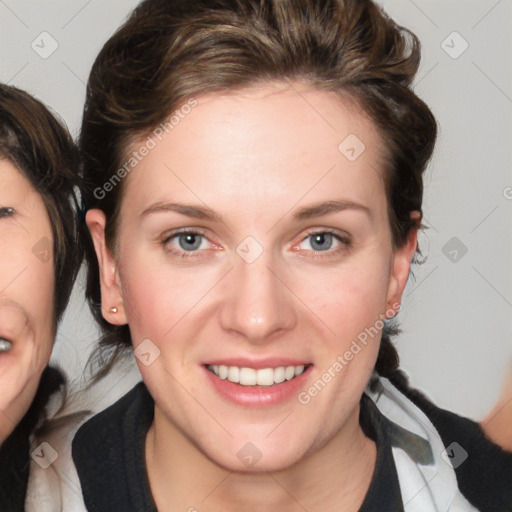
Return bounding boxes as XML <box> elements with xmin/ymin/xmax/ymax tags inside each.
<box><xmin>206</xmin><ymin>364</ymin><xmax>311</xmax><ymax>387</ymax></box>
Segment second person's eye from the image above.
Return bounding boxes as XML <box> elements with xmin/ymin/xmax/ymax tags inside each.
<box><xmin>0</xmin><ymin>207</ymin><xmax>15</xmax><ymax>219</ymax></box>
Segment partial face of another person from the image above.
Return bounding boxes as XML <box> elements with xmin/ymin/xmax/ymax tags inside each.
<box><xmin>0</xmin><ymin>159</ymin><xmax>55</xmax><ymax>442</ymax></box>
<box><xmin>88</xmin><ymin>81</ymin><xmax>416</xmax><ymax>471</ymax></box>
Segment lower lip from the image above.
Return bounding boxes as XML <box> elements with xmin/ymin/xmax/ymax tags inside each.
<box><xmin>203</xmin><ymin>365</ymin><xmax>313</xmax><ymax>407</ymax></box>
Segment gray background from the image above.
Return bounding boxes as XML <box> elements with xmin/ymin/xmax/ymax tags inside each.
<box><xmin>0</xmin><ymin>0</ymin><xmax>511</xmax><ymax>420</ymax></box>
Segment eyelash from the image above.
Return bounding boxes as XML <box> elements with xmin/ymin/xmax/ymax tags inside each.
<box><xmin>0</xmin><ymin>207</ymin><xmax>15</xmax><ymax>219</ymax></box>
<box><xmin>161</xmin><ymin>228</ymin><xmax>351</xmax><ymax>260</ymax></box>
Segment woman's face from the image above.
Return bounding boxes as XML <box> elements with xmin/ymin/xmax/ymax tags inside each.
<box><xmin>88</xmin><ymin>81</ymin><xmax>416</xmax><ymax>471</ymax></box>
<box><xmin>0</xmin><ymin>159</ymin><xmax>55</xmax><ymax>442</ymax></box>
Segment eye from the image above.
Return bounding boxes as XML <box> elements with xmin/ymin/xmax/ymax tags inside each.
<box><xmin>295</xmin><ymin>229</ymin><xmax>351</xmax><ymax>259</ymax></box>
<box><xmin>160</xmin><ymin>228</ymin><xmax>350</xmax><ymax>260</ymax></box>
<box><xmin>161</xmin><ymin>229</ymin><xmax>217</xmax><ymax>258</ymax></box>
<box><xmin>0</xmin><ymin>207</ymin><xmax>15</xmax><ymax>219</ymax></box>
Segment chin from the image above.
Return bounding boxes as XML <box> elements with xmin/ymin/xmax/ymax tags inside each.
<box><xmin>201</xmin><ymin>434</ymin><xmax>310</xmax><ymax>473</ymax></box>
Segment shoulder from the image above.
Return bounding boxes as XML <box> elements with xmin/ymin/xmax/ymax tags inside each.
<box><xmin>25</xmin><ymin>410</ymin><xmax>91</xmax><ymax>512</ymax></box>
<box><xmin>72</xmin><ymin>381</ymin><xmax>152</xmax><ymax>470</ymax></box>
<box><xmin>24</xmin><ymin>370</ymin><xmax>94</xmax><ymax>512</ymax></box>
<box><xmin>0</xmin><ymin>425</ymin><xmax>30</xmax><ymax>512</ymax></box>
<box><xmin>404</xmin><ymin>379</ymin><xmax>512</xmax><ymax>511</ymax></box>
<box><xmin>25</xmin><ymin>365</ymin><xmax>143</xmax><ymax>512</ymax></box>
<box><xmin>74</xmin><ymin>381</ymin><xmax>151</xmax><ymax>444</ymax></box>
<box><xmin>0</xmin><ymin>366</ymin><xmax>65</xmax><ymax>512</ymax></box>
<box><xmin>373</xmin><ymin>373</ymin><xmax>512</xmax><ymax>512</ymax></box>
<box><xmin>71</xmin><ymin>382</ymin><xmax>155</xmax><ymax>511</ymax></box>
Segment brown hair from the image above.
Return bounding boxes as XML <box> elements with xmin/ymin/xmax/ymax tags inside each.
<box><xmin>80</xmin><ymin>0</ymin><xmax>437</xmax><ymax>379</ymax></box>
<box><xmin>0</xmin><ymin>84</ymin><xmax>84</xmax><ymax>324</ymax></box>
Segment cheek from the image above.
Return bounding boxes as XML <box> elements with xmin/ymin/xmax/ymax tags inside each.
<box><xmin>24</xmin><ymin>265</ymin><xmax>55</xmax><ymax>345</ymax></box>
<box><xmin>298</xmin><ymin>253</ymin><xmax>391</xmax><ymax>334</ymax></box>
<box><xmin>119</xmin><ymin>251</ymin><xmax>206</xmax><ymax>344</ymax></box>
<box><xmin>291</xmin><ymin>254</ymin><xmax>391</xmax><ymax>403</ymax></box>
<box><xmin>0</xmin><ymin>236</ymin><xmax>55</xmax><ymax>341</ymax></box>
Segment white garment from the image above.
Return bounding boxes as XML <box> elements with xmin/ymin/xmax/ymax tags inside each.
<box><xmin>365</xmin><ymin>378</ymin><xmax>479</xmax><ymax>511</ymax></box>
<box><xmin>26</xmin><ymin>361</ymin><xmax>142</xmax><ymax>512</ymax></box>
<box><xmin>25</xmin><ymin>375</ymin><xmax>480</xmax><ymax>511</ymax></box>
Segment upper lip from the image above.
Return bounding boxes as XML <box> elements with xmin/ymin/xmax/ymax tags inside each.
<box><xmin>204</xmin><ymin>358</ymin><xmax>311</xmax><ymax>369</ymax></box>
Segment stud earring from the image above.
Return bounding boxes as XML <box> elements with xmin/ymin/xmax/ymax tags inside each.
<box><xmin>109</xmin><ymin>306</ymin><xmax>118</xmax><ymax>314</ymax></box>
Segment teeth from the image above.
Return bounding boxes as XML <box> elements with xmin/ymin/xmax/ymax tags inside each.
<box><xmin>294</xmin><ymin>365</ymin><xmax>305</xmax><ymax>376</ymax></box>
<box><xmin>274</xmin><ymin>366</ymin><xmax>286</xmax><ymax>383</ymax></box>
<box><xmin>240</xmin><ymin>367</ymin><xmax>257</xmax><ymax>385</ymax></box>
<box><xmin>256</xmin><ymin>368</ymin><xmax>274</xmax><ymax>386</ymax></box>
<box><xmin>208</xmin><ymin>364</ymin><xmax>307</xmax><ymax>386</ymax></box>
<box><xmin>218</xmin><ymin>365</ymin><xmax>228</xmax><ymax>379</ymax></box>
<box><xmin>285</xmin><ymin>366</ymin><xmax>295</xmax><ymax>380</ymax></box>
<box><xmin>227</xmin><ymin>366</ymin><xmax>240</xmax><ymax>382</ymax></box>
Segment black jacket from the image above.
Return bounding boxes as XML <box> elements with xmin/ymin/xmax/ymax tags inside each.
<box><xmin>71</xmin><ymin>376</ymin><xmax>512</xmax><ymax>512</ymax></box>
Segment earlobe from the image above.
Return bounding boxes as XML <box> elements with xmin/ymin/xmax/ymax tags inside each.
<box><xmin>85</xmin><ymin>209</ymin><xmax>128</xmax><ymax>325</ymax></box>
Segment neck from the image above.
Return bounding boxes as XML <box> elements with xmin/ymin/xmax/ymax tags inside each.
<box><xmin>146</xmin><ymin>404</ymin><xmax>377</xmax><ymax>512</ymax></box>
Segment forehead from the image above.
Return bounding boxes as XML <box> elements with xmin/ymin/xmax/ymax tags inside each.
<box><xmin>122</xmin><ymin>82</ymin><xmax>388</xmax><ymax>218</ymax></box>
<box><xmin>0</xmin><ymin>158</ymin><xmax>51</xmax><ymax>223</ymax></box>
<box><xmin>0</xmin><ymin>158</ymin><xmax>37</xmax><ymax>197</ymax></box>
<box><xmin>1</xmin><ymin>158</ymin><xmax>26</xmax><ymax>182</ymax></box>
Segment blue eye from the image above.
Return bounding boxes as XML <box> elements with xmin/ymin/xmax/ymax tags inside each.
<box><xmin>162</xmin><ymin>229</ymin><xmax>211</xmax><ymax>258</ymax></box>
<box><xmin>175</xmin><ymin>232</ymin><xmax>204</xmax><ymax>251</ymax></box>
<box><xmin>297</xmin><ymin>230</ymin><xmax>351</xmax><ymax>259</ymax></box>
<box><xmin>161</xmin><ymin>228</ymin><xmax>350</xmax><ymax>261</ymax></box>
<box><xmin>309</xmin><ymin>232</ymin><xmax>334</xmax><ymax>251</ymax></box>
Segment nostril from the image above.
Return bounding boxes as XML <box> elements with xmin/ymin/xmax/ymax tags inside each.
<box><xmin>0</xmin><ymin>338</ymin><xmax>13</xmax><ymax>353</ymax></box>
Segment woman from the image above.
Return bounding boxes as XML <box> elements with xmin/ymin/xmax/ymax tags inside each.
<box><xmin>75</xmin><ymin>0</ymin><xmax>512</xmax><ymax>510</ymax></box>
<box><xmin>0</xmin><ymin>84</ymin><xmax>83</xmax><ymax>511</ymax></box>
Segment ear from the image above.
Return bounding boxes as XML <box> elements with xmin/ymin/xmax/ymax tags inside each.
<box><xmin>385</xmin><ymin>212</ymin><xmax>420</xmax><ymax>317</ymax></box>
<box><xmin>86</xmin><ymin>209</ymin><xmax>128</xmax><ymax>325</ymax></box>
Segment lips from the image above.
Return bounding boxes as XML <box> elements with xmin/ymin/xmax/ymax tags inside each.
<box><xmin>203</xmin><ymin>357</ymin><xmax>313</xmax><ymax>407</ymax></box>
<box><xmin>203</xmin><ymin>361</ymin><xmax>313</xmax><ymax>406</ymax></box>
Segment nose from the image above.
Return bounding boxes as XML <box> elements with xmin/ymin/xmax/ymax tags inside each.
<box><xmin>218</xmin><ymin>249</ymin><xmax>297</xmax><ymax>344</ymax></box>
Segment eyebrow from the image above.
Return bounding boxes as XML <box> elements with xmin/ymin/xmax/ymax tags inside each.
<box><xmin>140</xmin><ymin>199</ymin><xmax>370</xmax><ymax>222</ymax></box>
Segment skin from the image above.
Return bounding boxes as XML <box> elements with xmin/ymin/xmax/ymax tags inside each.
<box><xmin>481</xmin><ymin>361</ymin><xmax>512</xmax><ymax>452</ymax></box>
<box><xmin>87</xmin><ymin>80</ymin><xmax>418</xmax><ymax>511</ymax></box>
<box><xmin>0</xmin><ymin>159</ymin><xmax>55</xmax><ymax>443</ymax></box>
